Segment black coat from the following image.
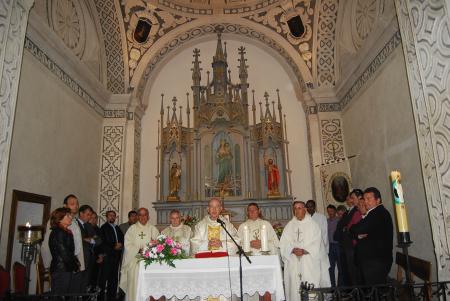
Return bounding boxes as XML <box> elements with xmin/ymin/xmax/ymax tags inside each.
<box><xmin>76</xmin><ymin>219</ymin><xmax>96</xmax><ymax>268</ymax></box>
<box><xmin>334</xmin><ymin>206</ymin><xmax>357</xmax><ymax>248</ymax></box>
<box><xmin>49</xmin><ymin>227</ymin><xmax>80</xmax><ymax>273</ymax></box>
<box><xmin>350</xmin><ymin>204</ymin><xmax>393</xmax><ymax>264</ymax></box>
<box><xmin>100</xmin><ymin>223</ymin><xmax>124</xmax><ymax>259</ymax></box>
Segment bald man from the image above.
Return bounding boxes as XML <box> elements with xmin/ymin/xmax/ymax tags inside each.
<box><xmin>120</xmin><ymin>207</ymin><xmax>159</xmax><ymax>301</ymax></box>
<box><xmin>191</xmin><ymin>198</ymin><xmax>240</xmax><ymax>255</ymax></box>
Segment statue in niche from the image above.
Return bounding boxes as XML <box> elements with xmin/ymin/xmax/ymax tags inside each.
<box><xmin>216</xmin><ymin>139</ymin><xmax>233</xmax><ymax>186</ymax></box>
<box><xmin>168</xmin><ymin>162</ymin><xmax>181</xmax><ymax>201</ymax></box>
<box><xmin>266</xmin><ymin>158</ymin><xmax>280</xmax><ymax>197</ymax></box>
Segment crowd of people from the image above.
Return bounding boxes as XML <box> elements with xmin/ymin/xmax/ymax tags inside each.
<box><xmin>42</xmin><ymin>186</ymin><xmax>393</xmax><ymax>301</ymax></box>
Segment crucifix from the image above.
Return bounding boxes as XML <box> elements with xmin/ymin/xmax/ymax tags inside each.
<box><xmin>139</xmin><ymin>231</ymin><xmax>146</xmax><ymax>239</ymax></box>
<box><xmin>296</xmin><ymin>228</ymin><xmax>301</xmax><ymax>242</ymax></box>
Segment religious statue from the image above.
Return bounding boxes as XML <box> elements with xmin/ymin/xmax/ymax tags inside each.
<box><xmin>168</xmin><ymin>162</ymin><xmax>181</xmax><ymax>200</ymax></box>
<box><xmin>266</xmin><ymin>158</ymin><xmax>280</xmax><ymax>197</ymax></box>
<box><xmin>216</xmin><ymin>139</ymin><xmax>233</xmax><ymax>187</ymax></box>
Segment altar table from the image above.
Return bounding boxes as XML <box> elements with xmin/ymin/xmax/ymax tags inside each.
<box><xmin>135</xmin><ymin>255</ymin><xmax>285</xmax><ymax>301</ymax></box>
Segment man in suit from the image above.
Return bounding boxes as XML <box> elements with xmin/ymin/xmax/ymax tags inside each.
<box><xmin>88</xmin><ymin>211</ymin><xmax>103</xmax><ymax>291</ymax></box>
<box><xmin>333</xmin><ymin>189</ymin><xmax>363</xmax><ymax>285</ymax></box>
<box><xmin>77</xmin><ymin>205</ymin><xmax>97</xmax><ymax>291</ymax></box>
<box><xmin>99</xmin><ymin>210</ymin><xmax>124</xmax><ymax>301</ymax></box>
<box><xmin>350</xmin><ymin>187</ymin><xmax>393</xmax><ymax>285</ymax></box>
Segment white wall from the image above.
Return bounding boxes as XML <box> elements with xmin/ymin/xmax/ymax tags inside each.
<box><xmin>0</xmin><ymin>51</ymin><xmax>103</xmax><ymax>268</ymax></box>
<box><xmin>342</xmin><ymin>47</ymin><xmax>437</xmax><ymax>280</ymax></box>
<box><xmin>140</xmin><ymin>37</ymin><xmax>312</xmax><ymax>223</ymax></box>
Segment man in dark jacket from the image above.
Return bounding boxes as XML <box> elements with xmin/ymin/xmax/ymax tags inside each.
<box><xmin>333</xmin><ymin>189</ymin><xmax>363</xmax><ymax>285</ymax></box>
<box><xmin>99</xmin><ymin>210</ymin><xmax>124</xmax><ymax>301</ymax></box>
<box><xmin>77</xmin><ymin>205</ymin><xmax>97</xmax><ymax>291</ymax></box>
<box><xmin>350</xmin><ymin>187</ymin><xmax>393</xmax><ymax>285</ymax></box>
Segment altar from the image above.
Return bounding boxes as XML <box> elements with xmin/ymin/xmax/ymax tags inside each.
<box><xmin>135</xmin><ymin>255</ymin><xmax>285</xmax><ymax>301</ymax></box>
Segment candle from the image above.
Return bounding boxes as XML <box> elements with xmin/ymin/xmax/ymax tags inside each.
<box><xmin>391</xmin><ymin>171</ymin><xmax>411</xmax><ymax>244</ymax></box>
<box><xmin>260</xmin><ymin>224</ymin><xmax>268</xmax><ymax>252</ymax></box>
<box><xmin>243</xmin><ymin>225</ymin><xmax>250</xmax><ymax>252</ymax></box>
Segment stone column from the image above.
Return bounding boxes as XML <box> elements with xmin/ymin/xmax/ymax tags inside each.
<box><xmin>0</xmin><ymin>0</ymin><xmax>34</xmax><ymax>233</ymax></box>
<box><xmin>394</xmin><ymin>0</ymin><xmax>450</xmax><ymax>281</ymax></box>
<box><xmin>121</xmin><ymin>101</ymin><xmax>143</xmax><ymax>223</ymax></box>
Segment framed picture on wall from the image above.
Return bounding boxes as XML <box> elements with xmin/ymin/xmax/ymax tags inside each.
<box><xmin>5</xmin><ymin>190</ymin><xmax>51</xmax><ymax>293</ymax></box>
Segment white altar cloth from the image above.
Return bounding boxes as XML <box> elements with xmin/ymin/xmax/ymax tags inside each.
<box><xmin>135</xmin><ymin>255</ymin><xmax>285</xmax><ymax>301</ymax></box>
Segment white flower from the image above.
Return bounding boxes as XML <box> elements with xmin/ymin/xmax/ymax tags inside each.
<box><xmin>160</xmin><ymin>253</ymin><xmax>165</xmax><ymax>258</ymax></box>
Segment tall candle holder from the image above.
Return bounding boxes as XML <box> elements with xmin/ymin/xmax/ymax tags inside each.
<box><xmin>17</xmin><ymin>223</ymin><xmax>44</xmax><ymax>294</ymax></box>
<box><xmin>391</xmin><ymin>171</ymin><xmax>414</xmax><ymax>300</ymax></box>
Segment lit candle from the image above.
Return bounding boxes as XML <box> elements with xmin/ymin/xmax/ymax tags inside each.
<box><xmin>243</xmin><ymin>225</ymin><xmax>250</xmax><ymax>252</ymax></box>
<box><xmin>260</xmin><ymin>224</ymin><xmax>268</xmax><ymax>252</ymax></box>
<box><xmin>391</xmin><ymin>171</ymin><xmax>411</xmax><ymax>244</ymax></box>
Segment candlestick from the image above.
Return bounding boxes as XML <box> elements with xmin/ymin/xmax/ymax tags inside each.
<box><xmin>243</xmin><ymin>225</ymin><xmax>250</xmax><ymax>252</ymax></box>
<box><xmin>260</xmin><ymin>224</ymin><xmax>268</xmax><ymax>252</ymax></box>
<box><xmin>391</xmin><ymin>171</ymin><xmax>411</xmax><ymax>244</ymax></box>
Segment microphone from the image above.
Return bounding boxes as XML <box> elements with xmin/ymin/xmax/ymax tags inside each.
<box><xmin>216</xmin><ymin>218</ymin><xmax>225</xmax><ymax>225</ymax></box>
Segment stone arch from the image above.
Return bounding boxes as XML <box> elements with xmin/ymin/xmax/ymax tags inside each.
<box><xmin>130</xmin><ymin>17</ymin><xmax>316</xmax><ymax>110</ymax></box>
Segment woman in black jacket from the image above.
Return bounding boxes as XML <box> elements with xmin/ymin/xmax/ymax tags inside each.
<box><xmin>49</xmin><ymin>207</ymin><xmax>80</xmax><ymax>294</ymax></box>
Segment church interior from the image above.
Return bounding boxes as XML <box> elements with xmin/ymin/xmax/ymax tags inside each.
<box><xmin>0</xmin><ymin>0</ymin><xmax>449</xmax><ymax>295</ymax></box>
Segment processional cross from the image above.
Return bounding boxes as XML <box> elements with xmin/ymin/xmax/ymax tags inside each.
<box><xmin>139</xmin><ymin>231</ymin><xmax>146</xmax><ymax>239</ymax></box>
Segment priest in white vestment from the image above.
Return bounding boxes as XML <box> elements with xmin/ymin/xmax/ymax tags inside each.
<box><xmin>191</xmin><ymin>198</ymin><xmax>240</xmax><ymax>255</ymax></box>
<box><xmin>161</xmin><ymin>209</ymin><xmax>193</xmax><ymax>255</ymax></box>
<box><xmin>237</xmin><ymin>203</ymin><xmax>279</xmax><ymax>255</ymax></box>
<box><xmin>280</xmin><ymin>201</ymin><xmax>323</xmax><ymax>301</ymax></box>
<box><xmin>306</xmin><ymin>200</ymin><xmax>331</xmax><ymax>288</ymax></box>
<box><xmin>120</xmin><ymin>208</ymin><xmax>160</xmax><ymax>301</ymax></box>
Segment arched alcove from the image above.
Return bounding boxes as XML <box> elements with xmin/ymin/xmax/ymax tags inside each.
<box><xmin>139</xmin><ymin>36</ymin><xmax>313</xmax><ymax>221</ymax></box>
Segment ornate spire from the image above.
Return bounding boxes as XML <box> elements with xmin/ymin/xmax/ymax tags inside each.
<box><xmin>171</xmin><ymin>97</ymin><xmax>178</xmax><ymax>123</ymax></box>
<box><xmin>264</xmin><ymin>92</ymin><xmax>273</xmax><ymax>120</ymax></box>
<box><xmin>186</xmin><ymin>92</ymin><xmax>191</xmax><ymax>128</ymax></box>
<box><xmin>252</xmin><ymin>90</ymin><xmax>257</xmax><ymax>126</ymax></box>
<box><xmin>238</xmin><ymin>46</ymin><xmax>248</xmax><ymax>81</ymax></box>
<box><xmin>191</xmin><ymin>48</ymin><xmax>202</xmax><ymax>85</ymax></box>
<box><xmin>213</xmin><ymin>27</ymin><xmax>226</xmax><ymax>63</ymax></box>
<box><xmin>160</xmin><ymin>94</ymin><xmax>164</xmax><ymax>115</ymax></box>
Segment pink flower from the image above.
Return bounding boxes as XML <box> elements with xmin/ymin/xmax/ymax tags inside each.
<box><xmin>176</xmin><ymin>242</ymin><xmax>182</xmax><ymax>249</ymax></box>
<box><xmin>144</xmin><ymin>251</ymin><xmax>150</xmax><ymax>258</ymax></box>
<box><xmin>170</xmin><ymin>248</ymin><xmax>178</xmax><ymax>255</ymax></box>
<box><xmin>166</xmin><ymin>238</ymin><xmax>174</xmax><ymax>246</ymax></box>
<box><xmin>156</xmin><ymin>244</ymin><xmax>164</xmax><ymax>253</ymax></box>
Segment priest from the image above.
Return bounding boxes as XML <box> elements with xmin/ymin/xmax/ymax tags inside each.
<box><xmin>237</xmin><ymin>203</ymin><xmax>279</xmax><ymax>255</ymax></box>
<box><xmin>161</xmin><ymin>209</ymin><xmax>193</xmax><ymax>255</ymax></box>
<box><xmin>120</xmin><ymin>207</ymin><xmax>159</xmax><ymax>301</ymax></box>
<box><xmin>280</xmin><ymin>201</ymin><xmax>324</xmax><ymax>301</ymax></box>
<box><xmin>191</xmin><ymin>198</ymin><xmax>240</xmax><ymax>255</ymax></box>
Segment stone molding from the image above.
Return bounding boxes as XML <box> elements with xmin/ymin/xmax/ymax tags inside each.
<box><xmin>0</xmin><ymin>0</ymin><xmax>34</xmax><ymax>234</ymax></box>
<box><xmin>24</xmin><ymin>37</ymin><xmax>105</xmax><ymax>116</ymax></box>
<box><xmin>394</xmin><ymin>0</ymin><xmax>450</xmax><ymax>281</ymax></box>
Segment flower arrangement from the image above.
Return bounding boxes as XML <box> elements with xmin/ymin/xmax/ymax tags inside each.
<box><xmin>181</xmin><ymin>215</ymin><xmax>198</xmax><ymax>227</ymax></box>
<box><xmin>272</xmin><ymin>223</ymin><xmax>284</xmax><ymax>239</ymax></box>
<box><xmin>137</xmin><ymin>234</ymin><xmax>188</xmax><ymax>268</ymax></box>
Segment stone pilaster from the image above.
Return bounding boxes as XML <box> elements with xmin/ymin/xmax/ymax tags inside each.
<box><xmin>0</xmin><ymin>0</ymin><xmax>34</xmax><ymax>233</ymax></box>
<box><xmin>98</xmin><ymin>107</ymin><xmax>127</xmax><ymax>222</ymax></box>
<box><xmin>121</xmin><ymin>100</ymin><xmax>143</xmax><ymax>223</ymax></box>
<box><xmin>394</xmin><ymin>0</ymin><xmax>450</xmax><ymax>281</ymax></box>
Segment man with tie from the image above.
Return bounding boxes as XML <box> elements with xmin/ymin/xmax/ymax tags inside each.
<box><xmin>333</xmin><ymin>189</ymin><xmax>363</xmax><ymax>285</ymax></box>
<box><xmin>77</xmin><ymin>205</ymin><xmax>96</xmax><ymax>291</ymax></box>
<box><xmin>99</xmin><ymin>210</ymin><xmax>124</xmax><ymax>301</ymax></box>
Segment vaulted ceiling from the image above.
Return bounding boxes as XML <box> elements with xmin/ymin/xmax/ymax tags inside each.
<box><xmin>36</xmin><ymin>0</ymin><xmax>397</xmax><ymax>106</ymax></box>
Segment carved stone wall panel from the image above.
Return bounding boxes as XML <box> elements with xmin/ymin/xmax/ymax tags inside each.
<box><xmin>0</xmin><ymin>0</ymin><xmax>34</xmax><ymax>233</ymax></box>
<box><xmin>133</xmin><ymin>113</ymin><xmax>142</xmax><ymax>208</ymax></box>
<box><xmin>394</xmin><ymin>0</ymin><xmax>450</xmax><ymax>280</ymax></box>
<box><xmin>316</xmin><ymin>0</ymin><xmax>338</xmax><ymax>87</ymax></box>
<box><xmin>319</xmin><ymin>118</ymin><xmax>345</xmax><ymax>164</ymax></box>
<box><xmin>48</xmin><ymin>0</ymin><xmax>86</xmax><ymax>58</ymax></box>
<box><xmin>94</xmin><ymin>0</ymin><xmax>126</xmax><ymax>93</ymax></box>
<box><xmin>98</xmin><ymin>125</ymin><xmax>125</xmax><ymax>222</ymax></box>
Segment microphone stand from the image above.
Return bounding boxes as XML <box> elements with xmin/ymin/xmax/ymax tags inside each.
<box><xmin>217</xmin><ymin>219</ymin><xmax>252</xmax><ymax>301</ymax></box>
